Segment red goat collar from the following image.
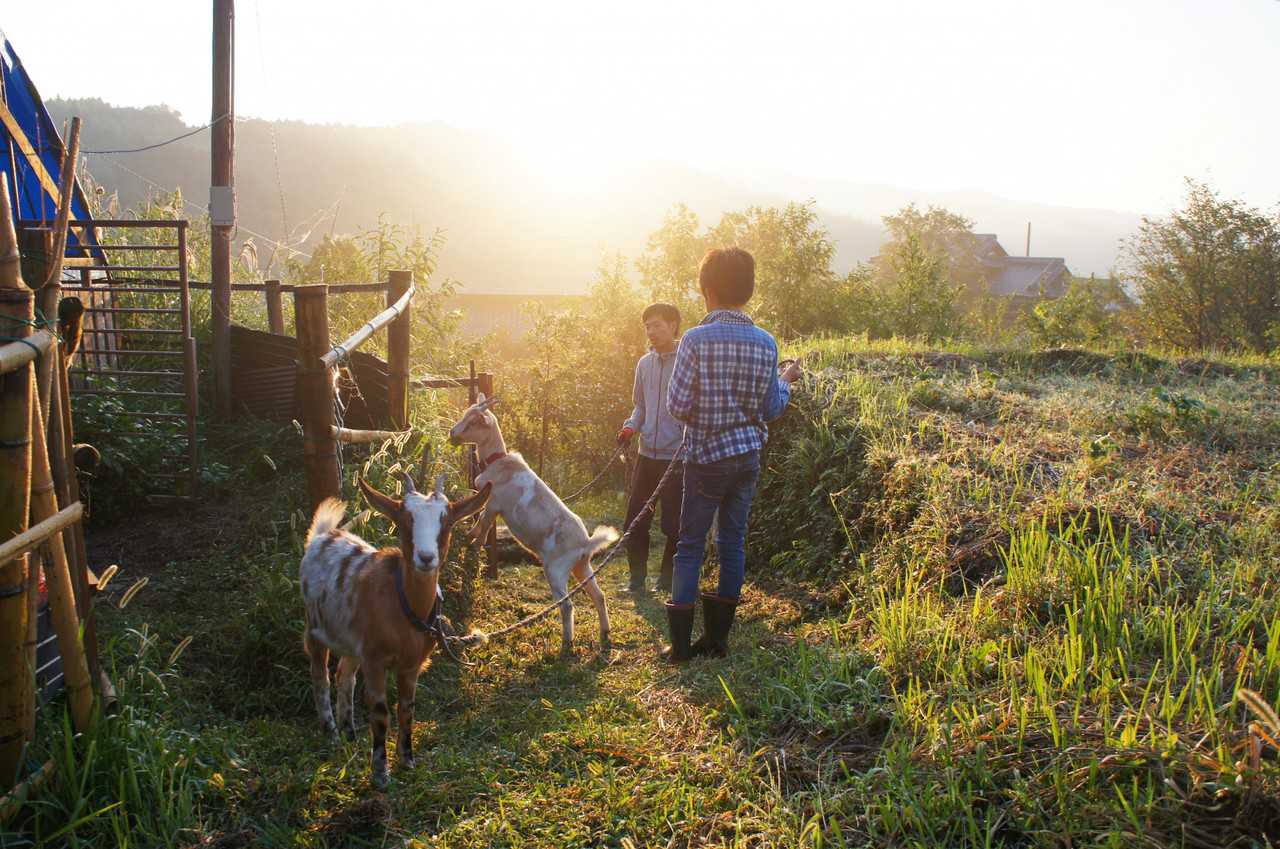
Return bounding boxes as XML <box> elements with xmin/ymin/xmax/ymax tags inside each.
<box><xmin>479</xmin><ymin>451</ymin><xmax>507</xmax><ymax>471</ymax></box>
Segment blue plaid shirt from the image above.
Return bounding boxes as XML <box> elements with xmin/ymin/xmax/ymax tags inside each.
<box><xmin>665</xmin><ymin>309</ymin><xmax>791</xmax><ymax>464</ymax></box>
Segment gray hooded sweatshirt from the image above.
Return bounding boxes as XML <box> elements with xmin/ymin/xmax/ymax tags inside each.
<box><xmin>623</xmin><ymin>347</ymin><xmax>683</xmax><ymax>460</ymax></box>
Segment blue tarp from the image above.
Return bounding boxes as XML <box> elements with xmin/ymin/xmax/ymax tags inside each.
<box><xmin>0</xmin><ymin>29</ymin><xmax>102</xmax><ymax>261</ymax></box>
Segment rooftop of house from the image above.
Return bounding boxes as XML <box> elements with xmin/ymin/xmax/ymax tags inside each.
<box><xmin>990</xmin><ymin>255</ymin><xmax>1070</xmax><ymax>298</ymax></box>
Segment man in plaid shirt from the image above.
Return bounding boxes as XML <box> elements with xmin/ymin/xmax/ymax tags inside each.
<box><xmin>661</xmin><ymin>247</ymin><xmax>802</xmax><ymax>663</ymax></box>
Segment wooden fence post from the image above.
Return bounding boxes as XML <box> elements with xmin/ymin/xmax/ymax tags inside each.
<box><xmin>294</xmin><ymin>285</ymin><xmax>340</xmax><ymax>511</ymax></box>
<box><xmin>477</xmin><ymin>371</ymin><xmax>499</xmax><ymax>579</ymax></box>
<box><xmin>0</xmin><ymin>283</ymin><xmax>34</xmax><ymax>790</ymax></box>
<box><xmin>385</xmin><ymin>270</ymin><xmax>412</xmax><ymax>430</ymax></box>
<box><xmin>264</xmin><ymin>279</ymin><xmax>284</xmax><ymax>335</ymax></box>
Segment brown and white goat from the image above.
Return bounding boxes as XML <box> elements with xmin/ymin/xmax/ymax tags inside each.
<box><xmin>300</xmin><ymin>474</ymin><xmax>491</xmax><ymax>787</ymax></box>
<box><xmin>449</xmin><ymin>395</ymin><xmax>617</xmax><ymax>654</ymax></box>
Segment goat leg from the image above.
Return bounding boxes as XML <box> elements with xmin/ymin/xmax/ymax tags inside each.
<box><xmin>395</xmin><ymin>666</ymin><xmax>420</xmax><ymax>770</ymax></box>
<box><xmin>304</xmin><ymin>629</ymin><xmax>338</xmax><ymax>742</ymax></box>
<box><xmin>546</xmin><ymin>562</ymin><xmax>575</xmax><ymax>655</ymax></box>
<box><xmin>363</xmin><ymin>661</ymin><xmax>391</xmax><ymax>788</ymax></box>
<box><xmin>335</xmin><ymin>655</ymin><xmax>360</xmax><ymax>741</ymax></box>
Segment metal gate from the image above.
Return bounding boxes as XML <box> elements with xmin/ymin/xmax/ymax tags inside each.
<box><xmin>57</xmin><ymin>219</ymin><xmax>199</xmax><ymax>500</ymax></box>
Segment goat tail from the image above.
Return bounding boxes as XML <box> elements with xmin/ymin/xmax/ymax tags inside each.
<box><xmin>586</xmin><ymin>525</ymin><xmax>621</xmax><ymax>556</ymax></box>
<box><xmin>307</xmin><ymin>498</ymin><xmax>348</xmax><ymax>544</ymax></box>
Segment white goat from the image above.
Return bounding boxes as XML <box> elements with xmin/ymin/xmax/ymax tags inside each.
<box><xmin>449</xmin><ymin>395</ymin><xmax>617</xmax><ymax>653</ymax></box>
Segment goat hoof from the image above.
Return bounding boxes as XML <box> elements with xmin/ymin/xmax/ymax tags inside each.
<box><xmin>400</xmin><ymin>756</ymin><xmax>416</xmax><ymax>771</ymax></box>
<box><xmin>370</xmin><ymin>769</ymin><xmax>390</xmax><ymax>789</ymax></box>
<box><xmin>343</xmin><ymin>725</ymin><xmax>358</xmax><ymax>742</ymax></box>
<box><xmin>599</xmin><ymin>637</ymin><xmax>613</xmax><ymax>655</ymax></box>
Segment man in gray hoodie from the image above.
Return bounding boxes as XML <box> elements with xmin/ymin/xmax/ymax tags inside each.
<box><xmin>617</xmin><ymin>303</ymin><xmax>685</xmax><ymax>592</ymax></box>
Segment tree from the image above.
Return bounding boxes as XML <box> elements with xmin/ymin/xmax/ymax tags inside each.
<box><xmin>1024</xmin><ymin>276</ymin><xmax>1131</xmax><ymax>348</ymax></box>
<box><xmin>288</xmin><ymin>234</ymin><xmax>370</xmax><ymax>285</ymax></box>
<box><xmin>1122</xmin><ymin>180</ymin><xmax>1280</xmax><ymax>352</ymax></box>
<box><xmin>638</xmin><ymin>201</ymin><xmax>847</xmax><ymax>339</ymax></box>
<box><xmin>881</xmin><ymin>204</ymin><xmax>987</xmax><ymax>296</ymax></box>
<box><xmin>635</xmin><ymin>204</ymin><xmax>706</xmax><ymax>322</ymax></box>
<box><xmin>873</xmin><ymin>232</ymin><xmax>963</xmax><ymax>340</ymax></box>
<box><xmin>708</xmin><ymin>202</ymin><xmax>840</xmax><ymax>339</ymax></box>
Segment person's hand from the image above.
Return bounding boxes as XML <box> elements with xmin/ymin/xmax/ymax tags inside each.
<box><xmin>780</xmin><ymin>361</ymin><xmax>802</xmax><ymax>384</ymax></box>
<box><xmin>616</xmin><ymin>426</ymin><xmax>635</xmax><ymax>446</ymax></box>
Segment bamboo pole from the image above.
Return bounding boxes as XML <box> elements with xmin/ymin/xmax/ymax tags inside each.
<box><xmin>28</xmin><ymin>395</ymin><xmax>93</xmax><ymax>733</ymax></box>
<box><xmin>0</xmin><ymin>503</ymin><xmax>82</xmax><ymax>566</ymax></box>
<box><xmin>294</xmin><ymin>285</ymin><xmax>340</xmax><ymax>511</ymax></box>
<box><xmin>0</xmin><ymin>180</ymin><xmax>34</xmax><ymax>791</ymax></box>
<box><xmin>40</xmin><ymin>118</ymin><xmax>79</xmax><ymax>291</ymax></box>
<box><xmin>19</xmin><ymin>229</ymin><xmax>57</xmax><ymax>421</ymax></box>
<box><xmin>0</xmin><ymin>758</ymin><xmax>54</xmax><ymax>824</ymax></box>
<box><xmin>0</xmin><ymin>287</ymin><xmax>33</xmax><ymax>789</ymax></box>
<box><xmin>331</xmin><ymin>425</ymin><xmax>408</xmax><ymax>444</ymax></box>
<box><xmin>264</xmin><ymin>279</ymin><xmax>284</xmax><ymax>335</ymax></box>
<box><xmin>319</xmin><ymin>283</ymin><xmax>414</xmax><ymax>369</ymax></box>
<box><xmin>53</xmin><ymin>347</ymin><xmax>97</xmax><ymax>681</ymax></box>
<box><xmin>0</xmin><ymin>329</ymin><xmax>55</xmax><ymax>374</ymax></box>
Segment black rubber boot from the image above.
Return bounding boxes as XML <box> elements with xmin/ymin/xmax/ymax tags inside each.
<box><xmin>655</xmin><ymin>539</ymin><xmax>675</xmax><ymax>592</ymax></box>
<box><xmin>660</xmin><ymin>603</ymin><xmax>695</xmax><ymax>664</ymax></box>
<box><xmin>689</xmin><ymin>594</ymin><xmax>738</xmax><ymax>658</ymax></box>
<box><xmin>626</xmin><ymin>541</ymin><xmax>648</xmax><ymax>592</ymax></box>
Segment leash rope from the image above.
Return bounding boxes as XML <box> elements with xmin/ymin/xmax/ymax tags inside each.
<box><xmin>448</xmin><ymin>439</ymin><xmax>685</xmax><ymax>649</ymax></box>
<box><xmin>560</xmin><ymin>449</ymin><xmax>625</xmax><ymax>504</ymax></box>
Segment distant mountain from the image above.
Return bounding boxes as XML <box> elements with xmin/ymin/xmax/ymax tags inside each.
<box><xmin>49</xmin><ymin>98</ymin><xmax>1134</xmax><ymax>292</ymax></box>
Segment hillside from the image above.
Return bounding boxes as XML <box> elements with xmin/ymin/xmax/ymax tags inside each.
<box><xmin>49</xmin><ymin>99</ymin><xmax>1135</xmax><ymax>292</ymax></box>
<box><xmin>15</xmin><ymin>341</ymin><xmax>1278</xmax><ymax>847</ymax></box>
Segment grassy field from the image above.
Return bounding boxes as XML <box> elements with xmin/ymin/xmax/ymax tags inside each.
<box><xmin>4</xmin><ymin>341</ymin><xmax>1279</xmax><ymax>848</ymax></box>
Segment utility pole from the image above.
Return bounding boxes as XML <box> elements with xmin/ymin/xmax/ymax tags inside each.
<box><xmin>211</xmin><ymin>0</ymin><xmax>235</xmax><ymax>418</ymax></box>
<box><xmin>1025</xmin><ymin>221</ymin><xmax>1031</xmax><ymax>257</ymax></box>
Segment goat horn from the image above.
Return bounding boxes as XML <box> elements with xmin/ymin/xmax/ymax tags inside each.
<box><xmin>401</xmin><ymin>471</ymin><xmax>416</xmax><ymax>494</ymax></box>
<box><xmin>434</xmin><ymin>473</ymin><xmax>446</xmax><ymax>497</ymax></box>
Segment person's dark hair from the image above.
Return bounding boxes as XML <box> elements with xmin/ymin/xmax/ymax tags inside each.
<box><xmin>642</xmin><ymin>302</ymin><xmax>681</xmax><ymax>330</ymax></box>
<box><xmin>698</xmin><ymin>247</ymin><xmax>755</xmax><ymax>306</ymax></box>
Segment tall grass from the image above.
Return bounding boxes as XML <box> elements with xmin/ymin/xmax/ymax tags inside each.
<box><xmin>5</xmin><ymin>628</ymin><xmax>215</xmax><ymax>848</ymax></box>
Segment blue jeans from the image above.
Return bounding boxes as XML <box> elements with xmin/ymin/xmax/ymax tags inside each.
<box><xmin>671</xmin><ymin>451</ymin><xmax>761</xmax><ymax>606</ymax></box>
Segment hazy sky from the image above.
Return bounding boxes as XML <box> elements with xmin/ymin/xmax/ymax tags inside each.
<box><xmin>4</xmin><ymin>0</ymin><xmax>1278</xmax><ymax>214</ymax></box>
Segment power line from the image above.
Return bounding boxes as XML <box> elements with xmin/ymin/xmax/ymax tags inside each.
<box><xmin>80</xmin><ymin>113</ymin><xmax>232</xmax><ymax>156</ymax></box>
<box><xmin>98</xmin><ymin>155</ymin><xmax>316</xmax><ymax>261</ymax></box>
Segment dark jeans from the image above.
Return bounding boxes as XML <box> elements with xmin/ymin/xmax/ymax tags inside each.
<box><xmin>672</xmin><ymin>451</ymin><xmax>761</xmax><ymax>606</ymax></box>
<box><xmin>624</xmin><ymin>455</ymin><xmax>684</xmax><ymax>587</ymax></box>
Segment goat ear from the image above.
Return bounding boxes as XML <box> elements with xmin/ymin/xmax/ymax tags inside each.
<box><xmin>359</xmin><ymin>478</ymin><xmax>403</xmax><ymax>521</ymax></box>
<box><xmin>448</xmin><ymin>482</ymin><xmax>492</xmax><ymax>524</ymax></box>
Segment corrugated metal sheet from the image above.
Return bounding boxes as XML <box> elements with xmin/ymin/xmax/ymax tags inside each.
<box><xmin>230</xmin><ymin>324</ymin><xmax>390</xmax><ymax>428</ymax></box>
